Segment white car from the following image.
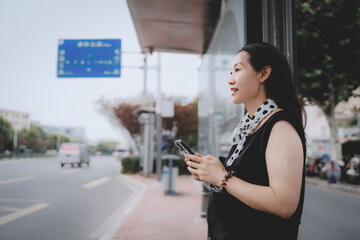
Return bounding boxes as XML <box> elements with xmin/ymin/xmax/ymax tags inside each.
<box><xmin>59</xmin><ymin>143</ymin><xmax>90</xmax><ymax>167</ymax></box>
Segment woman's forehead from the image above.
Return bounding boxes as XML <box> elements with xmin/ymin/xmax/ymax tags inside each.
<box><xmin>232</xmin><ymin>51</ymin><xmax>249</xmax><ymax>66</ymax></box>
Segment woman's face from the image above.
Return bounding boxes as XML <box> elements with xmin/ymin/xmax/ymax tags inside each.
<box><xmin>228</xmin><ymin>51</ymin><xmax>262</xmax><ymax>105</ymax></box>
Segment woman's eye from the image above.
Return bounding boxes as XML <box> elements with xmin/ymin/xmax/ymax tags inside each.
<box><xmin>235</xmin><ymin>68</ymin><xmax>240</xmax><ymax>72</ymax></box>
<box><xmin>230</xmin><ymin>71</ymin><xmax>233</xmax><ymax>75</ymax></box>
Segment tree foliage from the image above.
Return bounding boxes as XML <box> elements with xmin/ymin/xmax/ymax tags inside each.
<box><xmin>96</xmin><ymin>140</ymin><xmax>118</xmax><ymax>154</ymax></box>
<box><xmin>0</xmin><ymin>119</ymin><xmax>73</xmax><ymax>153</ymax></box>
<box><xmin>296</xmin><ymin>0</ymin><xmax>360</xmax><ymax>114</ymax></box>
<box><xmin>46</xmin><ymin>133</ymin><xmax>71</xmax><ymax>150</ymax></box>
<box><xmin>112</xmin><ymin>103</ymin><xmax>141</xmax><ymax>135</ymax></box>
<box><xmin>296</xmin><ymin>0</ymin><xmax>360</xmax><ymax>161</ymax></box>
<box><xmin>162</xmin><ymin>99</ymin><xmax>198</xmax><ymax>148</ymax></box>
<box><xmin>110</xmin><ymin>98</ymin><xmax>198</xmax><ymax>148</ymax></box>
<box><xmin>18</xmin><ymin>124</ymin><xmax>48</xmax><ymax>153</ymax></box>
<box><xmin>0</xmin><ymin>116</ymin><xmax>13</xmax><ymax>152</ymax></box>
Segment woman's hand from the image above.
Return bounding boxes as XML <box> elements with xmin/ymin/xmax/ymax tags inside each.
<box><xmin>184</xmin><ymin>153</ymin><xmax>202</xmax><ymax>181</ymax></box>
<box><xmin>184</xmin><ymin>153</ymin><xmax>226</xmax><ymax>187</ymax></box>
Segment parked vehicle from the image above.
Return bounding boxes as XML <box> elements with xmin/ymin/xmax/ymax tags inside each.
<box><xmin>58</xmin><ymin>143</ymin><xmax>90</xmax><ymax>167</ymax></box>
<box><xmin>113</xmin><ymin>145</ymin><xmax>137</xmax><ymax>159</ymax></box>
<box><xmin>306</xmin><ymin>157</ymin><xmax>327</xmax><ymax>177</ymax></box>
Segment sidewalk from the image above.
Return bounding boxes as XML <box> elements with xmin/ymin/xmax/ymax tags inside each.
<box><xmin>305</xmin><ymin>176</ymin><xmax>360</xmax><ymax>195</ymax></box>
<box><xmin>111</xmin><ymin>174</ymin><xmax>207</xmax><ymax>240</ymax></box>
<box><xmin>110</xmin><ymin>174</ymin><xmax>360</xmax><ymax>240</ymax></box>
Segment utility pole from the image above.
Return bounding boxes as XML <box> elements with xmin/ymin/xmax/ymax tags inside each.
<box><xmin>56</xmin><ymin>133</ymin><xmax>61</xmax><ymax>150</ymax></box>
<box><xmin>13</xmin><ymin>128</ymin><xmax>18</xmax><ymax>154</ymax></box>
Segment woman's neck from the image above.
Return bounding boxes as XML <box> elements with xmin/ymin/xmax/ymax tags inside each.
<box><xmin>245</xmin><ymin>96</ymin><xmax>268</xmax><ymax>117</ymax></box>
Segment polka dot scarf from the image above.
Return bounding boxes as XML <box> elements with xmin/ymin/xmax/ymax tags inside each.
<box><xmin>227</xmin><ymin>98</ymin><xmax>278</xmax><ymax>166</ymax></box>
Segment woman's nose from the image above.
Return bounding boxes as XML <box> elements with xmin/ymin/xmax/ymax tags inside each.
<box><xmin>228</xmin><ymin>77</ymin><xmax>235</xmax><ymax>85</ymax></box>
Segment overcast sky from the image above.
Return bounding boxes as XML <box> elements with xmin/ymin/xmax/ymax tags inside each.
<box><xmin>0</xmin><ymin>0</ymin><xmax>201</xmax><ymax>143</ymax></box>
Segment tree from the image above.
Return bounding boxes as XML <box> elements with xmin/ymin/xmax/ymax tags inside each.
<box><xmin>162</xmin><ymin>98</ymin><xmax>198</xmax><ymax>148</ymax></box>
<box><xmin>100</xmin><ymin>96</ymin><xmax>199</xmax><ymax>150</ymax></box>
<box><xmin>0</xmin><ymin>116</ymin><xmax>13</xmax><ymax>152</ymax></box>
<box><xmin>112</xmin><ymin>103</ymin><xmax>141</xmax><ymax>135</ymax></box>
<box><xmin>96</xmin><ymin>140</ymin><xmax>118</xmax><ymax>154</ymax></box>
<box><xmin>46</xmin><ymin>133</ymin><xmax>71</xmax><ymax>150</ymax></box>
<box><xmin>18</xmin><ymin>124</ymin><xmax>47</xmax><ymax>153</ymax></box>
<box><xmin>296</xmin><ymin>0</ymin><xmax>360</xmax><ymax>161</ymax></box>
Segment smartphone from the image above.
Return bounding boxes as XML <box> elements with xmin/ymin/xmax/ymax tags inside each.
<box><xmin>174</xmin><ymin>139</ymin><xmax>194</xmax><ymax>155</ymax></box>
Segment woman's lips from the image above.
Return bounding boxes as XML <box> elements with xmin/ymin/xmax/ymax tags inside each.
<box><xmin>231</xmin><ymin>88</ymin><xmax>238</xmax><ymax>96</ymax></box>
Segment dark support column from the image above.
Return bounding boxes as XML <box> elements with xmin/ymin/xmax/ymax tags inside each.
<box><xmin>261</xmin><ymin>0</ymin><xmax>294</xmax><ymax>70</ymax></box>
<box><xmin>245</xmin><ymin>0</ymin><xmax>263</xmax><ymax>44</ymax></box>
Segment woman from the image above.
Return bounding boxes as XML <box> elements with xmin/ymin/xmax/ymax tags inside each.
<box><xmin>185</xmin><ymin>42</ymin><xmax>306</xmax><ymax>240</ymax></box>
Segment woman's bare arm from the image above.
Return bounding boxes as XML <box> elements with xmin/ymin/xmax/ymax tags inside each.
<box><xmin>222</xmin><ymin>120</ymin><xmax>304</xmax><ymax>219</ymax></box>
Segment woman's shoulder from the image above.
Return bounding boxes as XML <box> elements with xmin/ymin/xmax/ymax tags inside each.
<box><xmin>264</xmin><ymin>110</ymin><xmax>305</xmax><ymax>144</ymax></box>
<box><xmin>265</xmin><ymin>110</ymin><xmax>299</xmax><ymax>129</ymax></box>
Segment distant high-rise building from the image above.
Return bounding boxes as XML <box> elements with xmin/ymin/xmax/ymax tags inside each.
<box><xmin>0</xmin><ymin>108</ymin><xmax>31</xmax><ymax>130</ymax></box>
<box><xmin>40</xmin><ymin>124</ymin><xmax>85</xmax><ymax>141</ymax></box>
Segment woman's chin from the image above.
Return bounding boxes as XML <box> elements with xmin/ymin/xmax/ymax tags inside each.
<box><xmin>231</xmin><ymin>97</ymin><xmax>243</xmax><ymax>105</ymax></box>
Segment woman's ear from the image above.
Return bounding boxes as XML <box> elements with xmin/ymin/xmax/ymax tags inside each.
<box><xmin>259</xmin><ymin>66</ymin><xmax>272</xmax><ymax>83</ymax></box>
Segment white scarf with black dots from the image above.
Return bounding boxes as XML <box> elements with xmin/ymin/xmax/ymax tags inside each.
<box><xmin>227</xmin><ymin>98</ymin><xmax>278</xmax><ymax>166</ymax></box>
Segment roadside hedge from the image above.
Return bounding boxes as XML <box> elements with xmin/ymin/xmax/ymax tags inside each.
<box><xmin>120</xmin><ymin>155</ymin><xmax>190</xmax><ymax>175</ymax></box>
<box><xmin>121</xmin><ymin>156</ymin><xmax>140</xmax><ymax>173</ymax></box>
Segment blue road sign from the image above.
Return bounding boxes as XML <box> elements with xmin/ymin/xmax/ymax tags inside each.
<box><xmin>57</xmin><ymin>39</ymin><xmax>121</xmax><ymax>78</ymax></box>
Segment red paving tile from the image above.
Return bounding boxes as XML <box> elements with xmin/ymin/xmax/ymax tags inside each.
<box><xmin>112</xmin><ymin>174</ymin><xmax>207</xmax><ymax>240</ymax></box>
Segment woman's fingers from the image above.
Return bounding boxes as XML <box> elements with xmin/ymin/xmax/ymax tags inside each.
<box><xmin>184</xmin><ymin>154</ymin><xmax>203</xmax><ymax>163</ymax></box>
<box><xmin>187</xmin><ymin>166</ymin><xmax>199</xmax><ymax>175</ymax></box>
<box><xmin>195</xmin><ymin>153</ymin><xmax>204</xmax><ymax>158</ymax></box>
<box><xmin>186</xmin><ymin>159</ymin><xmax>199</xmax><ymax>169</ymax></box>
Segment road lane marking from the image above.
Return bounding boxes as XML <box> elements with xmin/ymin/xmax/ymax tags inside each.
<box><xmin>0</xmin><ymin>206</ymin><xmax>21</xmax><ymax>211</ymax></box>
<box><xmin>0</xmin><ymin>198</ymin><xmax>43</xmax><ymax>202</ymax></box>
<box><xmin>83</xmin><ymin>177</ymin><xmax>111</xmax><ymax>189</ymax></box>
<box><xmin>61</xmin><ymin>169</ymin><xmax>81</xmax><ymax>174</ymax></box>
<box><xmin>0</xmin><ymin>203</ymin><xmax>49</xmax><ymax>226</ymax></box>
<box><xmin>0</xmin><ymin>176</ymin><xmax>34</xmax><ymax>185</ymax></box>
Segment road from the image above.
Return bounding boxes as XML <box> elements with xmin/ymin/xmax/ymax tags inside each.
<box><xmin>298</xmin><ymin>184</ymin><xmax>360</xmax><ymax>240</ymax></box>
<box><xmin>0</xmin><ymin>156</ymin><xmax>133</xmax><ymax>240</ymax></box>
<box><xmin>1</xmin><ymin>156</ymin><xmax>360</xmax><ymax>240</ymax></box>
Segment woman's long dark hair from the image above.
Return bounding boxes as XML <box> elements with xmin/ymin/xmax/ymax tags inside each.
<box><xmin>239</xmin><ymin>42</ymin><xmax>306</xmax><ymax>137</ymax></box>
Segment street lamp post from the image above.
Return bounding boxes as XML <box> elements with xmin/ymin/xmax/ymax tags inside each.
<box><xmin>13</xmin><ymin>128</ymin><xmax>18</xmax><ymax>155</ymax></box>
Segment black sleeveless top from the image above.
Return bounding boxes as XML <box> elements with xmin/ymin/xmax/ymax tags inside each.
<box><xmin>207</xmin><ymin>111</ymin><xmax>306</xmax><ymax>240</ymax></box>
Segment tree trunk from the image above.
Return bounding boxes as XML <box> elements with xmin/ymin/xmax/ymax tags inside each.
<box><xmin>325</xmin><ymin>113</ymin><xmax>342</xmax><ymax>162</ymax></box>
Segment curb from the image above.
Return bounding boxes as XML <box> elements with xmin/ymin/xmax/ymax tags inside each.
<box><xmin>88</xmin><ymin>174</ymin><xmax>148</xmax><ymax>240</ymax></box>
<box><xmin>305</xmin><ymin>177</ymin><xmax>360</xmax><ymax>196</ymax></box>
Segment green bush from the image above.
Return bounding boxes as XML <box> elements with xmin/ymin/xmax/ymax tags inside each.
<box><xmin>319</xmin><ymin>171</ymin><xmax>327</xmax><ymax>179</ymax></box>
<box><xmin>153</xmin><ymin>155</ymin><xmax>190</xmax><ymax>175</ymax></box>
<box><xmin>121</xmin><ymin>156</ymin><xmax>140</xmax><ymax>173</ymax></box>
<box><xmin>121</xmin><ymin>155</ymin><xmax>191</xmax><ymax>175</ymax></box>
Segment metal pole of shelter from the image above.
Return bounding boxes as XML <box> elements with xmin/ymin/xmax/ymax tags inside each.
<box><xmin>156</xmin><ymin>53</ymin><xmax>162</xmax><ymax>182</ymax></box>
<box><xmin>143</xmin><ymin>53</ymin><xmax>148</xmax><ymax>95</ymax></box>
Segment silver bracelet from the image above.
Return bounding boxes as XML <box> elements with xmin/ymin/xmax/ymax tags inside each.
<box><xmin>210</xmin><ymin>185</ymin><xmax>223</xmax><ymax>193</ymax></box>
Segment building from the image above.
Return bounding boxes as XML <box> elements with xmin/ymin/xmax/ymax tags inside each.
<box><xmin>0</xmin><ymin>108</ymin><xmax>31</xmax><ymax>130</ymax></box>
<box><xmin>39</xmin><ymin>124</ymin><xmax>85</xmax><ymax>141</ymax></box>
<box><xmin>304</xmin><ymin>87</ymin><xmax>360</xmax><ymax>159</ymax></box>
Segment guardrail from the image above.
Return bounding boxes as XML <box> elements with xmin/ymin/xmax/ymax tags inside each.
<box><xmin>0</xmin><ymin>153</ymin><xmax>56</xmax><ymax>160</ymax></box>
